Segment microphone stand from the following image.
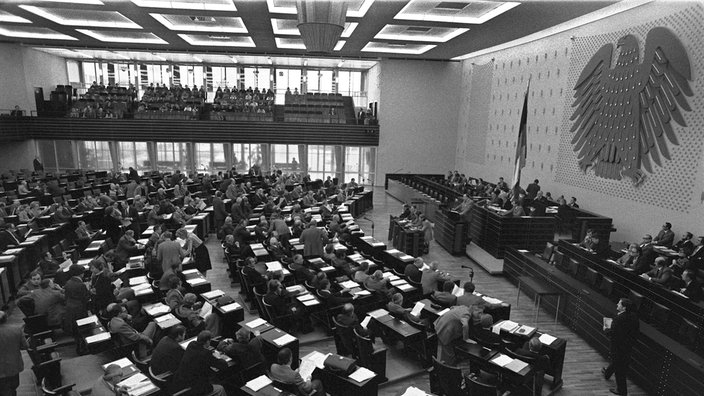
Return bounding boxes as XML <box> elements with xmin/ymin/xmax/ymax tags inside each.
<box><xmin>461</xmin><ymin>265</ymin><xmax>474</xmax><ymax>282</ymax></box>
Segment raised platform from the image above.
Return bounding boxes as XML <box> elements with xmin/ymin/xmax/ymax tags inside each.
<box><xmin>466</xmin><ymin>241</ymin><xmax>503</xmax><ymax>275</ymax></box>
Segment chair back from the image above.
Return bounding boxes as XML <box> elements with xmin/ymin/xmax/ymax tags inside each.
<box><xmin>147</xmin><ymin>366</ymin><xmax>172</xmax><ymax>389</ymax></box>
<box><xmin>600</xmin><ymin>276</ymin><xmax>615</xmax><ymax>298</ymax></box>
<box><xmin>466</xmin><ymin>373</ymin><xmax>498</xmax><ymax>396</ymax></box>
<box><xmin>331</xmin><ymin>316</ymin><xmax>357</xmax><ymax>358</ymax></box>
<box><xmin>551</xmin><ymin>251</ymin><xmax>565</xmax><ymax>269</ymax></box>
<box><xmin>540</xmin><ymin>243</ymin><xmax>554</xmax><ymax>261</ymax></box>
<box><xmin>24</xmin><ymin>314</ymin><xmax>50</xmax><ymax>336</ymax></box>
<box><xmin>271</xmin><ymin>378</ymin><xmax>300</xmax><ymax>394</ymax></box>
<box><xmin>431</xmin><ymin>357</ymin><xmax>466</xmax><ymax>396</ymax></box>
<box><xmin>17</xmin><ymin>296</ymin><xmax>36</xmax><ymax>316</ymax></box>
<box><xmin>253</xmin><ymin>287</ymin><xmax>270</xmax><ymax>321</ymax></box>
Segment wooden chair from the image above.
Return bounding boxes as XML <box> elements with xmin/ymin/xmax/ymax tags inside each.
<box><xmin>465</xmin><ymin>372</ymin><xmax>499</xmax><ymax>396</ymax></box>
<box><xmin>678</xmin><ymin>318</ymin><xmax>700</xmax><ymax>351</ymax></box>
<box><xmin>583</xmin><ymin>266</ymin><xmax>601</xmax><ymax>289</ymax></box>
<box><xmin>600</xmin><ymin>276</ymin><xmax>615</xmax><ymax>299</ymax></box>
<box><xmin>253</xmin><ymin>287</ymin><xmax>270</xmax><ymax>322</ymax></box>
<box><xmin>429</xmin><ymin>357</ymin><xmax>469</xmax><ymax>396</ymax></box>
<box><xmin>37</xmin><ymin>358</ymin><xmax>76</xmax><ymax>396</ymax></box>
<box><xmin>539</xmin><ymin>242</ymin><xmax>554</xmax><ymax>261</ymax></box>
<box><xmin>331</xmin><ymin>316</ymin><xmax>357</xmax><ymax>358</ymax></box>
<box><xmin>262</xmin><ymin>300</ymin><xmax>295</xmax><ymax>331</ymax></box>
<box><xmin>354</xmin><ymin>327</ymin><xmax>387</xmax><ymax>382</ymax></box>
<box><xmin>627</xmin><ymin>289</ymin><xmax>644</xmax><ymax>313</ymax></box>
<box><xmin>551</xmin><ymin>251</ymin><xmax>565</xmax><ymax>269</ymax></box>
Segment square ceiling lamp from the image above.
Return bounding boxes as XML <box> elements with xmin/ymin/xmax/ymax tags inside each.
<box><xmin>296</xmin><ymin>0</ymin><xmax>347</xmax><ymax>53</ymax></box>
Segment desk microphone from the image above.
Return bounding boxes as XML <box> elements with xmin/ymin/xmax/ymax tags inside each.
<box><xmin>461</xmin><ymin>265</ymin><xmax>475</xmax><ymax>281</ymax></box>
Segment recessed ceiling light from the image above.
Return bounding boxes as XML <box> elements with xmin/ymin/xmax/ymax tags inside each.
<box><xmin>19</xmin><ymin>6</ymin><xmax>141</xmax><ymax>29</ymax></box>
<box><xmin>151</xmin><ymin>14</ymin><xmax>247</xmax><ymax>33</ymax></box>
<box><xmin>77</xmin><ymin>29</ymin><xmax>168</xmax><ymax>44</ymax></box>
<box><xmin>0</xmin><ymin>11</ymin><xmax>31</xmax><ymax>24</ymax></box>
<box><xmin>131</xmin><ymin>0</ymin><xmax>236</xmax><ymax>11</ymax></box>
<box><xmin>267</xmin><ymin>0</ymin><xmax>375</xmax><ymax>18</ymax></box>
<box><xmin>179</xmin><ymin>33</ymin><xmax>255</xmax><ymax>47</ymax></box>
<box><xmin>395</xmin><ymin>0</ymin><xmax>519</xmax><ymax>24</ymax></box>
<box><xmin>375</xmin><ymin>25</ymin><xmax>469</xmax><ymax>42</ymax></box>
<box><xmin>0</xmin><ymin>26</ymin><xmax>77</xmax><ymax>40</ymax></box>
<box><xmin>275</xmin><ymin>37</ymin><xmax>305</xmax><ymax>50</ymax></box>
<box><xmin>43</xmin><ymin>0</ymin><xmax>105</xmax><ymax>4</ymax></box>
<box><xmin>334</xmin><ymin>41</ymin><xmax>345</xmax><ymax>51</ymax></box>
<box><xmin>361</xmin><ymin>42</ymin><xmax>435</xmax><ymax>55</ymax></box>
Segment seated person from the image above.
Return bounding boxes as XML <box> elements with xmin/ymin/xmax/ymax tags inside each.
<box><xmin>335</xmin><ymin>303</ymin><xmax>359</xmax><ymax>327</ymax></box>
<box><xmin>74</xmin><ymin>221</ymin><xmax>93</xmax><ymax>250</ymax></box>
<box><xmin>579</xmin><ymin>229</ymin><xmax>600</xmax><ymax>251</ymax></box>
<box><xmin>107</xmin><ymin>302</ymin><xmax>157</xmax><ymax>358</ymax></box>
<box><xmin>217</xmin><ymin>328</ymin><xmax>265</xmax><ymax>368</ymax></box>
<box><xmin>680</xmin><ymin>270</ymin><xmax>703</xmax><ymax>301</ymax></box>
<box><xmin>404</xmin><ymin>258</ymin><xmax>424</xmax><ymax>283</ymax></box>
<box><xmin>164</xmin><ymin>274</ymin><xmax>184</xmax><ymax>310</ymax></box>
<box><xmin>421</xmin><ymin>261</ymin><xmax>452</xmax><ymax>295</ymax></box>
<box><xmin>310</xmin><ymin>272</ymin><xmax>327</xmax><ymax>290</ymax></box>
<box><xmin>91</xmin><ymin>364</ymin><xmax>128</xmax><ymax>396</ymax></box>
<box><xmin>353</xmin><ymin>261</ymin><xmax>370</xmax><ymax>283</ymax></box>
<box><xmin>622</xmin><ymin>245</ymin><xmax>650</xmax><ymax>274</ymax></box>
<box><xmin>264</xmin><ymin>280</ymin><xmax>312</xmax><ymax>333</ymax></box>
<box><xmin>174</xmin><ymin>293</ymin><xmax>220</xmax><ymax>336</ymax></box>
<box><xmin>653</xmin><ymin>222</ymin><xmax>675</xmax><ymax>248</ymax></box>
<box><xmin>644</xmin><ymin>256</ymin><xmax>673</xmax><ymax>287</ymax></box>
<box><xmin>18</xmin><ymin>270</ymin><xmax>61</xmax><ymax>298</ymax></box>
<box><xmin>317</xmin><ymin>279</ymin><xmax>356</xmax><ymax>307</ymax></box>
<box><xmin>289</xmin><ymin>254</ymin><xmax>315</xmax><ymax>283</ymax></box>
<box><xmin>243</xmin><ymin>257</ymin><xmax>268</xmax><ymax>294</ymax></box>
<box><xmin>364</xmin><ymin>270</ymin><xmax>391</xmax><ymax>296</ymax></box>
<box><xmin>432</xmin><ymin>282</ymin><xmax>457</xmax><ymax>307</ymax></box>
<box><xmin>270</xmin><ymin>348</ymin><xmax>325</xmax><ymax>396</ymax></box>
<box><xmin>456</xmin><ymin>282</ymin><xmax>506</xmax><ymax>323</ymax></box>
<box><xmin>515</xmin><ymin>337</ymin><xmax>551</xmax><ymax>372</ymax></box>
<box><xmin>473</xmin><ymin>314</ymin><xmax>502</xmax><ymax>347</ymax></box>
<box><xmin>617</xmin><ymin>243</ymin><xmax>639</xmax><ymax>265</ymax></box>
<box><xmin>322</xmin><ymin>243</ymin><xmax>336</xmax><ymax>262</ymax></box>
<box><xmin>169</xmin><ymin>331</ymin><xmax>228</xmax><ymax>396</ymax></box>
<box><xmin>387</xmin><ymin>293</ymin><xmax>409</xmax><ymax>317</ymax></box>
<box><xmin>150</xmin><ymin>325</ymin><xmax>186</xmax><ymax>376</ymax></box>
<box><xmin>31</xmin><ymin>279</ymin><xmax>66</xmax><ymax>327</ymax></box>
<box><xmin>38</xmin><ymin>251</ymin><xmax>61</xmax><ymax>278</ymax></box>
<box><xmin>331</xmin><ymin>250</ymin><xmax>352</xmax><ymax>276</ymax></box>
<box><xmin>674</xmin><ymin>232</ymin><xmax>695</xmax><ymax>256</ymax></box>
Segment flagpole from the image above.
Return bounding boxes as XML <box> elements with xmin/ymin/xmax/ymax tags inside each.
<box><xmin>511</xmin><ymin>77</ymin><xmax>531</xmax><ymax>198</ymax></box>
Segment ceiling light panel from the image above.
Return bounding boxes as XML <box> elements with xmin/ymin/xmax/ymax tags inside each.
<box><xmin>42</xmin><ymin>0</ymin><xmax>105</xmax><ymax>4</ymax></box>
<box><xmin>151</xmin><ymin>14</ymin><xmax>247</xmax><ymax>33</ymax></box>
<box><xmin>77</xmin><ymin>29</ymin><xmax>168</xmax><ymax>44</ymax></box>
<box><xmin>275</xmin><ymin>37</ymin><xmax>306</xmax><ymax>50</ymax></box>
<box><xmin>178</xmin><ymin>33</ymin><xmax>255</xmax><ymax>47</ymax></box>
<box><xmin>267</xmin><ymin>0</ymin><xmax>375</xmax><ymax>17</ymax></box>
<box><xmin>361</xmin><ymin>42</ymin><xmax>436</xmax><ymax>55</ymax></box>
<box><xmin>33</xmin><ymin>47</ymin><xmax>93</xmax><ymax>59</ymax></box>
<box><xmin>130</xmin><ymin>0</ymin><xmax>236</xmax><ymax>11</ymax></box>
<box><xmin>394</xmin><ymin>0</ymin><xmax>519</xmax><ymax>24</ymax></box>
<box><xmin>0</xmin><ymin>26</ymin><xmax>77</xmax><ymax>40</ymax></box>
<box><xmin>0</xmin><ymin>11</ymin><xmax>31</xmax><ymax>24</ymax></box>
<box><xmin>334</xmin><ymin>41</ymin><xmax>345</xmax><ymax>51</ymax></box>
<box><xmin>271</xmin><ymin>19</ymin><xmax>357</xmax><ymax>38</ymax></box>
<box><xmin>375</xmin><ymin>24</ymin><xmax>468</xmax><ymax>42</ymax></box>
<box><xmin>19</xmin><ymin>6</ymin><xmax>141</xmax><ymax>29</ymax></box>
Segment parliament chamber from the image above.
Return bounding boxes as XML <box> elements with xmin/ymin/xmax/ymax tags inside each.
<box><xmin>2</xmin><ymin>1</ymin><xmax>704</xmax><ymax>396</ymax></box>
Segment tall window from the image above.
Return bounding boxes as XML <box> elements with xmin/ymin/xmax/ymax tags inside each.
<box><xmin>119</xmin><ymin>142</ymin><xmax>149</xmax><ymax>171</ymax></box>
<box><xmin>271</xmin><ymin>144</ymin><xmax>302</xmax><ymax>172</ymax></box>
<box><xmin>156</xmin><ymin>142</ymin><xmax>187</xmax><ymax>171</ymax></box>
<box><xmin>79</xmin><ymin>141</ymin><xmax>112</xmax><ymax>170</ymax></box>
<box><xmin>244</xmin><ymin>67</ymin><xmax>270</xmax><ymax>91</ymax></box>
<box><xmin>275</xmin><ymin>69</ymin><xmax>301</xmax><ymax>103</ymax></box>
<box><xmin>345</xmin><ymin>146</ymin><xmax>376</xmax><ymax>185</ymax></box>
<box><xmin>232</xmin><ymin>144</ymin><xmax>265</xmax><ymax>173</ymax></box>
<box><xmin>307</xmin><ymin>145</ymin><xmax>336</xmax><ymax>181</ymax></box>
<box><xmin>194</xmin><ymin>143</ymin><xmax>227</xmax><ymax>172</ymax></box>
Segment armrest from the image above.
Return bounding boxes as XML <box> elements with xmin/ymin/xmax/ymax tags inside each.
<box><xmin>46</xmin><ymin>383</ymin><xmax>75</xmax><ymax>395</ymax></box>
<box><xmin>172</xmin><ymin>387</ymin><xmax>192</xmax><ymax>396</ymax></box>
<box><xmin>36</xmin><ymin>342</ymin><xmax>58</xmax><ymax>353</ymax></box>
<box><xmin>33</xmin><ymin>330</ymin><xmax>54</xmax><ymax>339</ymax></box>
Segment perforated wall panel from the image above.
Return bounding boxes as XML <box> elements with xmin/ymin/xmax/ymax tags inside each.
<box><xmin>456</xmin><ymin>60</ymin><xmax>493</xmax><ymax>166</ymax></box>
<box><xmin>555</xmin><ymin>4</ymin><xmax>704</xmax><ymax>213</ymax></box>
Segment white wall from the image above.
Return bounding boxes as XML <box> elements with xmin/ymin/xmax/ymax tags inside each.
<box><xmin>0</xmin><ymin>44</ymin><xmax>67</xmax><ymax>114</ymax></box>
<box><xmin>455</xmin><ymin>0</ymin><xmax>704</xmax><ymax>242</ymax></box>
<box><xmin>377</xmin><ymin>59</ymin><xmax>461</xmax><ymax>181</ymax></box>
<box><xmin>0</xmin><ymin>140</ymin><xmax>36</xmax><ymax>174</ymax></box>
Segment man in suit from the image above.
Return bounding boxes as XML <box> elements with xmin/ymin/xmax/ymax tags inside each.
<box><xmin>421</xmin><ymin>261</ymin><xmax>452</xmax><ymax>295</ymax></box>
<box><xmin>150</xmin><ymin>325</ymin><xmax>186</xmax><ymax>376</ymax></box>
<box><xmin>645</xmin><ymin>257</ymin><xmax>672</xmax><ymax>287</ymax></box>
<box><xmin>637</xmin><ymin>234</ymin><xmax>657</xmax><ymax>273</ymax></box>
<box><xmin>602</xmin><ymin>298</ymin><xmax>640</xmax><ymax>395</ymax></box>
<box><xmin>169</xmin><ymin>331</ymin><xmax>228</xmax><ymax>396</ymax></box>
<box><xmin>0</xmin><ymin>223</ymin><xmax>23</xmax><ymax>251</ymax></box>
<box><xmin>107</xmin><ymin>303</ymin><xmax>157</xmax><ymax>359</ymax></box>
<box><xmin>217</xmin><ymin>328</ymin><xmax>265</xmax><ymax>368</ymax></box>
<box><xmin>526</xmin><ymin>179</ymin><xmax>540</xmax><ymax>200</ymax></box>
<box><xmin>674</xmin><ymin>232</ymin><xmax>695</xmax><ymax>256</ymax></box>
<box><xmin>212</xmin><ymin>191</ymin><xmax>228</xmax><ymax>233</ymax></box>
<box><xmin>90</xmin><ymin>364</ymin><xmax>127</xmax><ymax>396</ymax></box>
<box><xmin>456</xmin><ymin>282</ymin><xmax>506</xmax><ymax>324</ymax></box>
<box><xmin>653</xmin><ymin>222</ymin><xmax>675</xmax><ymax>248</ymax></box>
<box><xmin>680</xmin><ymin>270</ymin><xmax>703</xmax><ymax>302</ymax></box>
<box><xmin>0</xmin><ymin>311</ymin><xmax>28</xmax><ymax>396</ymax></box>
<box><xmin>299</xmin><ymin>221</ymin><xmax>329</xmax><ymax>257</ymax></box>
<box><xmin>433</xmin><ymin>305</ymin><xmax>472</xmax><ymax>364</ymax></box>
<box><xmin>270</xmin><ymin>348</ymin><xmax>325</xmax><ymax>395</ymax></box>
<box><xmin>432</xmin><ymin>282</ymin><xmax>457</xmax><ymax>307</ymax></box>
<box><xmin>404</xmin><ymin>258</ymin><xmax>424</xmax><ymax>283</ymax></box>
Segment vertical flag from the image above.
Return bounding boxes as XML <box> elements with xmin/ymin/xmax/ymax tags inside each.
<box><xmin>512</xmin><ymin>81</ymin><xmax>530</xmax><ymax>195</ymax></box>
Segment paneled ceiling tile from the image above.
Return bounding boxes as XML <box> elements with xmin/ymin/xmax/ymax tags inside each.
<box><xmin>178</xmin><ymin>33</ymin><xmax>255</xmax><ymax>47</ymax></box>
<box><xmin>0</xmin><ymin>25</ymin><xmax>77</xmax><ymax>40</ymax></box>
<box><xmin>361</xmin><ymin>41</ymin><xmax>436</xmax><ymax>55</ymax></box>
<box><xmin>267</xmin><ymin>0</ymin><xmax>375</xmax><ymax>17</ymax></box>
<box><xmin>375</xmin><ymin>24</ymin><xmax>468</xmax><ymax>42</ymax></box>
<box><xmin>394</xmin><ymin>0</ymin><xmax>519</xmax><ymax>24</ymax></box>
<box><xmin>130</xmin><ymin>0</ymin><xmax>236</xmax><ymax>11</ymax></box>
<box><xmin>151</xmin><ymin>14</ymin><xmax>247</xmax><ymax>33</ymax></box>
<box><xmin>18</xmin><ymin>6</ymin><xmax>141</xmax><ymax>29</ymax></box>
<box><xmin>43</xmin><ymin>0</ymin><xmax>105</xmax><ymax>4</ymax></box>
<box><xmin>33</xmin><ymin>47</ymin><xmax>94</xmax><ymax>59</ymax></box>
<box><xmin>77</xmin><ymin>29</ymin><xmax>168</xmax><ymax>44</ymax></box>
<box><xmin>271</xmin><ymin>19</ymin><xmax>357</xmax><ymax>37</ymax></box>
<box><xmin>275</xmin><ymin>37</ymin><xmax>306</xmax><ymax>50</ymax></box>
<box><xmin>0</xmin><ymin>11</ymin><xmax>32</xmax><ymax>24</ymax></box>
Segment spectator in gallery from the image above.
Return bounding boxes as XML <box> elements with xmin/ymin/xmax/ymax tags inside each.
<box><xmin>568</xmin><ymin>196</ymin><xmax>579</xmax><ymax>208</ymax></box>
<box><xmin>653</xmin><ymin>222</ymin><xmax>675</xmax><ymax>248</ymax></box>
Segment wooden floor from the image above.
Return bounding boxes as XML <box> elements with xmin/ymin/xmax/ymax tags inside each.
<box><xmin>9</xmin><ymin>186</ymin><xmax>649</xmax><ymax>395</ymax></box>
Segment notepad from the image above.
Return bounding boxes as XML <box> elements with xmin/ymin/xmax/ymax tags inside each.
<box><xmin>368</xmin><ymin>309</ymin><xmax>389</xmax><ymax>318</ymax></box>
<box><xmin>397</xmin><ymin>284</ymin><xmax>414</xmax><ymax>291</ymax></box>
<box><xmin>118</xmin><ymin>373</ymin><xmax>148</xmax><ymax>388</ymax></box>
<box><xmin>411</xmin><ymin>302</ymin><xmax>424</xmax><ymax>317</ymax></box>
<box><xmin>266</xmin><ymin>261</ymin><xmax>283</xmax><ymax>272</ymax></box>
<box><xmin>186</xmin><ymin>278</ymin><xmax>207</xmax><ymax>285</ymax></box>
<box><xmin>273</xmin><ymin>333</ymin><xmax>296</xmax><ymax>346</ymax></box>
<box><xmin>202</xmin><ymin>290</ymin><xmax>225</xmax><ymax>299</ymax></box>
<box><xmin>220</xmin><ymin>302</ymin><xmax>241</xmax><ymax>312</ymax></box>
<box><xmin>340</xmin><ymin>280</ymin><xmax>359</xmax><ymax>289</ymax></box>
<box><xmin>361</xmin><ymin>315</ymin><xmax>372</xmax><ymax>329</ymax></box>
<box><xmin>490</xmin><ymin>353</ymin><xmax>513</xmax><ymax>367</ymax></box>
<box><xmin>505</xmin><ymin>358</ymin><xmax>529</xmax><ymax>373</ymax></box>
<box><xmin>86</xmin><ymin>332</ymin><xmax>111</xmax><ymax>344</ymax></box>
<box><xmin>246</xmin><ymin>375</ymin><xmax>272</xmax><ymax>392</ymax></box>
<box><xmin>297</xmin><ymin>294</ymin><xmax>316</xmax><ymax>301</ymax></box>
<box><xmin>103</xmin><ymin>357</ymin><xmax>132</xmax><ymax>370</ymax></box>
<box><xmin>246</xmin><ymin>318</ymin><xmax>267</xmax><ymax>328</ymax></box>
<box><xmin>354</xmin><ymin>289</ymin><xmax>371</xmax><ymax>296</ymax></box>
<box><xmin>76</xmin><ymin>316</ymin><xmax>98</xmax><ymax>326</ymax></box>
<box><xmin>182</xmin><ymin>269</ymin><xmax>198</xmax><ymax>275</ymax></box>
<box><xmin>302</xmin><ymin>299</ymin><xmax>319</xmax><ymax>306</ymax></box>
<box><xmin>539</xmin><ymin>333</ymin><xmax>557</xmax><ymax>345</ymax></box>
<box><xmin>349</xmin><ymin>367</ymin><xmax>376</xmax><ymax>383</ymax></box>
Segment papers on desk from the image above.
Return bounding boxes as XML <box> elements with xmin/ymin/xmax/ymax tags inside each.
<box><xmin>199</xmin><ymin>302</ymin><xmax>213</xmax><ymax>318</ymax></box>
<box><xmin>273</xmin><ymin>333</ymin><xmax>296</xmax><ymax>346</ymax></box>
<box><xmin>354</xmin><ymin>289</ymin><xmax>372</xmax><ymax>296</ymax></box>
<box><xmin>349</xmin><ymin>366</ymin><xmax>376</xmax><ymax>383</ymax></box>
<box><xmin>361</xmin><ymin>315</ymin><xmax>372</xmax><ymax>329</ymax></box>
<box><xmin>144</xmin><ymin>303</ymin><xmax>170</xmax><ymax>317</ymax></box>
<box><xmin>76</xmin><ymin>315</ymin><xmax>99</xmax><ymax>327</ymax></box>
<box><xmin>186</xmin><ymin>278</ymin><xmax>207</xmax><ymax>286</ymax></box>
<box><xmin>202</xmin><ymin>290</ymin><xmax>225</xmax><ymax>300</ymax></box>
<box><xmin>303</xmin><ymin>351</ymin><xmax>331</xmax><ymax>369</ymax></box>
<box><xmin>85</xmin><ymin>332</ymin><xmax>111</xmax><ymax>344</ymax></box>
<box><xmin>397</xmin><ymin>284</ymin><xmax>414</xmax><ymax>291</ymax></box>
<box><xmin>483</xmin><ymin>296</ymin><xmax>503</xmax><ymax>305</ymax></box>
<box><xmin>339</xmin><ymin>280</ymin><xmax>359</xmax><ymax>289</ymax></box>
<box><xmin>436</xmin><ymin>308</ymin><xmax>450</xmax><ymax>316</ymax></box>
<box><xmin>539</xmin><ymin>333</ymin><xmax>557</xmax><ymax>345</ymax></box>
<box><xmin>515</xmin><ymin>325</ymin><xmax>536</xmax><ymax>336</ymax></box>
<box><xmin>104</xmin><ymin>357</ymin><xmax>132</xmax><ymax>370</ymax></box>
<box><xmin>386</xmin><ymin>249</ymin><xmax>401</xmax><ymax>255</ymax></box>
<box><xmin>518</xmin><ymin>249</ymin><xmax>529</xmax><ymax>253</ymax></box>
<box><xmin>411</xmin><ymin>302</ymin><xmax>425</xmax><ymax>317</ymax></box>
<box><xmin>390</xmin><ymin>279</ymin><xmax>406</xmax><ymax>286</ymax></box>
<box><xmin>182</xmin><ymin>269</ymin><xmax>198</xmax><ymax>275</ymax></box>
<box><xmin>299</xmin><ymin>359</ymin><xmax>317</xmax><ymax>382</ymax></box>
<box><xmin>498</xmin><ymin>320</ymin><xmax>519</xmax><ymax>333</ymax></box>
<box><xmin>131</xmin><ymin>283</ymin><xmax>151</xmax><ymax>292</ymax></box>
<box><xmin>505</xmin><ymin>358</ymin><xmax>529</xmax><ymax>373</ymax></box>
<box><xmin>129</xmin><ymin>276</ymin><xmax>148</xmax><ymax>286</ymax></box>
<box><xmin>245</xmin><ymin>375</ymin><xmax>272</xmax><ymax>392</ymax></box>
<box><xmin>402</xmin><ymin>387</ymin><xmax>430</xmax><ymax>396</ymax></box>
<box><xmin>266</xmin><ymin>261</ymin><xmax>283</xmax><ymax>272</ymax></box>
<box><xmin>246</xmin><ymin>318</ymin><xmax>268</xmax><ymax>328</ymax></box>
<box><xmin>400</xmin><ymin>255</ymin><xmax>415</xmax><ymax>261</ymax></box>
<box><xmin>490</xmin><ymin>353</ymin><xmax>513</xmax><ymax>367</ymax></box>
<box><xmin>117</xmin><ymin>373</ymin><xmax>148</xmax><ymax>389</ymax></box>
<box><xmin>368</xmin><ymin>309</ymin><xmax>389</xmax><ymax>318</ymax></box>
<box><xmin>220</xmin><ymin>302</ymin><xmax>241</xmax><ymax>312</ymax></box>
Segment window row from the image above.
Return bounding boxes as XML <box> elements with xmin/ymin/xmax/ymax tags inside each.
<box><xmin>36</xmin><ymin>141</ymin><xmax>376</xmax><ymax>185</ymax></box>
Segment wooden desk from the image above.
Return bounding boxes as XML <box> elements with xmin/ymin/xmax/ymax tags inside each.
<box><xmin>381</xmin><ymin>248</ymin><xmax>415</xmax><ymax>275</ymax></box>
<box><xmin>200</xmin><ymin>289</ymin><xmax>244</xmax><ymax>338</ymax></box>
<box><xmin>259</xmin><ymin>327</ymin><xmax>300</xmax><ymax>370</ymax></box>
<box><xmin>182</xmin><ymin>268</ymin><xmax>211</xmax><ymax>294</ymax></box>
<box><xmin>75</xmin><ymin>315</ymin><xmax>111</xmax><ymax>354</ymax></box>
<box><xmin>312</xmin><ymin>366</ymin><xmax>379</xmax><ymax>396</ymax></box>
<box><xmin>504</xmin><ymin>247</ymin><xmax>704</xmax><ymax>395</ymax></box>
<box><xmin>454</xmin><ymin>342</ymin><xmax>534</xmax><ymax>386</ymax></box>
<box><xmin>388</xmin><ymin>217</ymin><xmax>424</xmax><ymax>257</ymax></box>
<box><xmin>0</xmin><ymin>255</ymin><xmax>20</xmax><ymax>296</ymax></box>
<box><xmin>433</xmin><ymin>210</ymin><xmax>468</xmax><ymax>255</ymax></box>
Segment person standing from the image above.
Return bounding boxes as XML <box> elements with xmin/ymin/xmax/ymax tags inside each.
<box><xmin>299</xmin><ymin>221</ymin><xmax>328</xmax><ymax>257</ymax></box>
<box><xmin>0</xmin><ymin>310</ymin><xmax>28</xmax><ymax>396</ymax></box>
<box><xmin>433</xmin><ymin>305</ymin><xmax>472</xmax><ymax>364</ymax></box>
<box><xmin>602</xmin><ymin>298</ymin><xmax>640</xmax><ymax>395</ymax></box>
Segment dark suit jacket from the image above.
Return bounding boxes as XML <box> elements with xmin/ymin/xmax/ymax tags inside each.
<box><xmin>150</xmin><ymin>336</ymin><xmax>184</xmax><ymax>375</ymax></box>
<box><xmin>212</xmin><ymin>197</ymin><xmax>227</xmax><ymax>222</ymax></box>
<box><xmin>682</xmin><ymin>280</ymin><xmax>703</xmax><ymax>302</ymax></box>
<box><xmin>404</xmin><ymin>264</ymin><xmax>422</xmax><ymax>283</ymax></box>
<box><xmin>610</xmin><ymin>311</ymin><xmax>639</xmax><ymax>358</ymax></box>
<box><xmin>170</xmin><ymin>341</ymin><xmax>228</xmax><ymax>394</ymax></box>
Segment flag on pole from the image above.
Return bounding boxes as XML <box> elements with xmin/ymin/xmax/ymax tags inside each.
<box><xmin>511</xmin><ymin>82</ymin><xmax>530</xmax><ymax>195</ymax></box>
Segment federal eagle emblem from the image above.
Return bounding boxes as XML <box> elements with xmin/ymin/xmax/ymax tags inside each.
<box><xmin>570</xmin><ymin>27</ymin><xmax>693</xmax><ymax>186</ymax></box>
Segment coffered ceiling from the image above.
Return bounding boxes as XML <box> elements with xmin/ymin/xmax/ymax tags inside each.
<box><xmin>0</xmin><ymin>0</ymin><xmax>618</xmax><ymax>68</ymax></box>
